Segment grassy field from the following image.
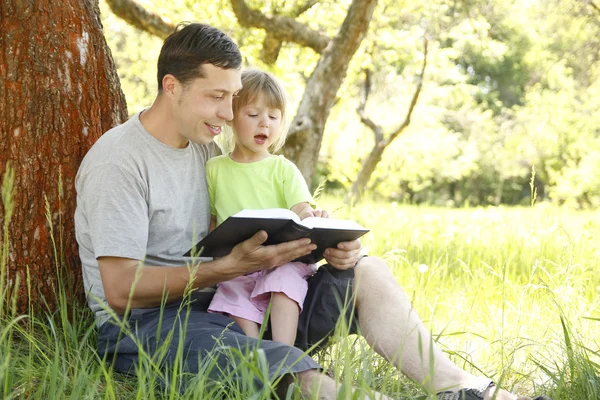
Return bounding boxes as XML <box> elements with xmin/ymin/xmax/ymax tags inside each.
<box><xmin>1</xmin><ymin>195</ymin><xmax>599</xmax><ymax>399</ymax></box>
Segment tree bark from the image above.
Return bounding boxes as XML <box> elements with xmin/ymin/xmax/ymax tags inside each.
<box><xmin>0</xmin><ymin>0</ymin><xmax>128</xmax><ymax>312</ymax></box>
<box><xmin>282</xmin><ymin>0</ymin><xmax>379</xmax><ymax>185</ymax></box>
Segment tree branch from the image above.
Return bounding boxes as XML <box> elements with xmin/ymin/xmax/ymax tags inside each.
<box><xmin>292</xmin><ymin>0</ymin><xmax>320</xmax><ymax>16</ymax></box>
<box><xmin>260</xmin><ymin>34</ymin><xmax>284</xmax><ymax>64</ymax></box>
<box><xmin>588</xmin><ymin>0</ymin><xmax>600</xmax><ymax>14</ymax></box>
<box><xmin>230</xmin><ymin>0</ymin><xmax>330</xmax><ymax>55</ymax></box>
<box><xmin>105</xmin><ymin>0</ymin><xmax>175</xmax><ymax>39</ymax></box>
<box><xmin>386</xmin><ymin>36</ymin><xmax>429</xmax><ymax>145</ymax></box>
<box><xmin>259</xmin><ymin>0</ymin><xmax>320</xmax><ymax>64</ymax></box>
<box><xmin>357</xmin><ymin>68</ymin><xmax>384</xmax><ymax>143</ymax></box>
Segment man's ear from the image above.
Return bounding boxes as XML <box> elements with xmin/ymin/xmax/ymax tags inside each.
<box><xmin>162</xmin><ymin>74</ymin><xmax>178</xmax><ymax>97</ymax></box>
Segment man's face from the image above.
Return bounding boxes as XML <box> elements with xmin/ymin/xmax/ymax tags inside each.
<box><xmin>171</xmin><ymin>64</ymin><xmax>242</xmax><ymax>147</ymax></box>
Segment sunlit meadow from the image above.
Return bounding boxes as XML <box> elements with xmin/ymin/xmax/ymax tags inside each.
<box><xmin>1</xmin><ymin>178</ymin><xmax>599</xmax><ymax>398</ymax></box>
<box><xmin>318</xmin><ymin>196</ymin><xmax>600</xmax><ymax>399</ymax></box>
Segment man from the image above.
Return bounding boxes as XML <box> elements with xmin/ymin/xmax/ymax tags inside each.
<box><xmin>75</xmin><ymin>23</ymin><xmax>547</xmax><ymax>400</ymax></box>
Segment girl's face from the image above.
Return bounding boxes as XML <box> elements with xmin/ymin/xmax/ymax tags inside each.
<box><xmin>231</xmin><ymin>93</ymin><xmax>283</xmax><ymax>162</ymax></box>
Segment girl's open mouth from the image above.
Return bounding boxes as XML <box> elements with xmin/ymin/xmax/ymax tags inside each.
<box><xmin>254</xmin><ymin>134</ymin><xmax>268</xmax><ymax>144</ymax></box>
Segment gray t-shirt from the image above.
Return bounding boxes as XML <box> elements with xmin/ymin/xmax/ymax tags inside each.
<box><xmin>75</xmin><ymin>112</ymin><xmax>220</xmax><ymax>326</ymax></box>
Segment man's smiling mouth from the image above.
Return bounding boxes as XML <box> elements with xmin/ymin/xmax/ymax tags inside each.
<box><xmin>206</xmin><ymin>123</ymin><xmax>222</xmax><ymax>135</ymax></box>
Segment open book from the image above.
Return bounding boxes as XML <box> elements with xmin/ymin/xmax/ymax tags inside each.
<box><xmin>184</xmin><ymin>208</ymin><xmax>369</xmax><ymax>264</ymax></box>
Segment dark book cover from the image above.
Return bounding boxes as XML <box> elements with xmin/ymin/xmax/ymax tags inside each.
<box><xmin>184</xmin><ymin>211</ymin><xmax>368</xmax><ymax>264</ymax></box>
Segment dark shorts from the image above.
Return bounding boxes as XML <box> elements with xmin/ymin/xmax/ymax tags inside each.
<box><xmin>97</xmin><ymin>264</ymin><xmax>358</xmax><ymax>385</ymax></box>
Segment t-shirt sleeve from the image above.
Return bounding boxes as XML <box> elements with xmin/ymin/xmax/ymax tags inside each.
<box><xmin>207</xmin><ymin>141</ymin><xmax>223</xmax><ymax>159</ymax></box>
<box><xmin>206</xmin><ymin>159</ymin><xmax>217</xmax><ymax>216</ymax></box>
<box><xmin>280</xmin><ymin>158</ymin><xmax>314</xmax><ymax>209</ymax></box>
<box><xmin>80</xmin><ymin>164</ymin><xmax>149</xmax><ymax>261</ymax></box>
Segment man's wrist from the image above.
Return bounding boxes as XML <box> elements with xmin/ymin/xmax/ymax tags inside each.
<box><xmin>192</xmin><ymin>256</ymin><xmax>235</xmax><ymax>288</ymax></box>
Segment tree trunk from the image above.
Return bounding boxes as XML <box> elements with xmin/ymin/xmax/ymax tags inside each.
<box><xmin>347</xmin><ymin>142</ymin><xmax>386</xmax><ymax>202</ymax></box>
<box><xmin>0</xmin><ymin>0</ymin><xmax>128</xmax><ymax>313</ymax></box>
<box><xmin>282</xmin><ymin>0</ymin><xmax>378</xmax><ymax>186</ymax></box>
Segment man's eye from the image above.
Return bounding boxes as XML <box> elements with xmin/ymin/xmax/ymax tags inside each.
<box><xmin>213</xmin><ymin>95</ymin><xmax>224</xmax><ymax>100</ymax></box>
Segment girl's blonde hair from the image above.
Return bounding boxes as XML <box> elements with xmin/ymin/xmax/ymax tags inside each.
<box><xmin>230</xmin><ymin>69</ymin><xmax>288</xmax><ymax>153</ymax></box>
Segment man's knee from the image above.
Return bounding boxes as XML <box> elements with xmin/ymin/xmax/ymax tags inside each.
<box><xmin>355</xmin><ymin>256</ymin><xmax>393</xmax><ymax>285</ymax></box>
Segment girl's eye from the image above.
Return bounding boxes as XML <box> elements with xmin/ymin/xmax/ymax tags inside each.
<box><xmin>213</xmin><ymin>95</ymin><xmax>224</xmax><ymax>100</ymax></box>
<box><xmin>269</xmin><ymin>116</ymin><xmax>278</xmax><ymax>120</ymax></box>
<box><xmin>248</xmin><ymin>114</ymin><xmax>258</xmax><ymax>117</ymax></box>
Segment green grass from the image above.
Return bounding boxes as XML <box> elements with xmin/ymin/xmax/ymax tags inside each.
<box><xmin>1</xmin><ymin>188</ymin><xmax>599</xmax><ymax>398</ymax></box>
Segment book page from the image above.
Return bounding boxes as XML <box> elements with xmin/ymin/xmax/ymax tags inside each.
<box><xmin>299</xmin><ymin>217</ymin><xmax>367</xmax><ymax>231</ymax></box>
<box><xmin>233</xmin><ymin>208</ymin><xmax>299</xmax><ymax>222</ymax></box>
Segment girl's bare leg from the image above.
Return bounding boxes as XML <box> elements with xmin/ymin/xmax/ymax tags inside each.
<box><xmin>270</xmin><ymin>292</ymin><xmax>300</xmax><ymax>346</ymax></box>
<box><xmin>231</xmin><ymin>316</ymin><xmax>260</xmax><ymax>338</ymax></box>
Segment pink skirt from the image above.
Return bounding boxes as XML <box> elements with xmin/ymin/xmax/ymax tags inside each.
<box><xmin>207</xmin><ymin>262</ymin><xmax>317</xmax><ymax>324</ymax></box>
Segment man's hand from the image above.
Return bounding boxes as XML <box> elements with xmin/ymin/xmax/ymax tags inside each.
<box><xmin>323</xmin><ymin>239</ymin><xmax>362</xmax><ymax>270</ymax></box>
<box><xmin>224</xmin><ymin>230</ymin><xmax>317</xmax><ymax>274</ymax></box>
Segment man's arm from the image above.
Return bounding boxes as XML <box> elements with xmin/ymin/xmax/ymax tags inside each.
<box><xmin>99</xmin><ymin>230</ymin><xmax>316</xmax><ymax>314</ymax></box>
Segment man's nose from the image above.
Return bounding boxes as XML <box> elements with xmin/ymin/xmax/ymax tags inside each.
<box><xmin>217</xmin><ymin>100</ymin><xmax>234</xmax><ymax>121</ymax></box>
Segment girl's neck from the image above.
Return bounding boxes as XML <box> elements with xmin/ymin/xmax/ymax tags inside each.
<box><xmin>230</xmin><ymin>147</ymin><xmax>272</xmax><ymax>163</ymax></box>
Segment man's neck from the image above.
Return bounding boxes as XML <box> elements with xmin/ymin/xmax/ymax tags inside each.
<box><xmin>139</xmin><ymin>97</ymin><xmax>188</xmax><ymax>148</ymax></box>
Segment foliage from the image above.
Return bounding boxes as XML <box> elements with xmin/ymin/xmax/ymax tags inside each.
<box><xmin>319</xmin><ymin>0</ymin><xmax>600</xmax><ymax>207</ymax></box>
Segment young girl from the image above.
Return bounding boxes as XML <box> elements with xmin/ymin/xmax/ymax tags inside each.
<box><xmin>206</xmin><ymin>69</ymin><xmax>325</xmax><ymax>346</ymax></box>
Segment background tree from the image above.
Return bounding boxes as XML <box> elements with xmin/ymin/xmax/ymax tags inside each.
<box><xmin>346</xmin><ymin>35</ymin><xmax>428</xmax><ymax>203</ymax></box>
<box><xmin>0</xmin><ymin>0</ymin><xmax>128</xmax><ymax>311</ymax></box>
<box><xmin>106</xmin><ymin>0</ymin><xmax>378</xmax><ymax>185</ymax></box>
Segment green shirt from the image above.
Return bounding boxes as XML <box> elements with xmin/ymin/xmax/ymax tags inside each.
<box><xmin>207</xmin><ymin>155</ymin><xmax>314</xmax><ymax>226</ymax></box>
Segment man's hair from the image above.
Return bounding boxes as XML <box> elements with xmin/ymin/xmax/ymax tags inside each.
<box><xmin>232</xmin><ymin>69</ymin><xmax>288</xmax><ymax>152</ymax></box>
<box><xmin>157</xmin><ymin>23</ymin><xmax>242</xmax><ymax>91</ymax></box>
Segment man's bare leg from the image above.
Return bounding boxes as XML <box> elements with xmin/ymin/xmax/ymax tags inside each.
<box><xmin>353</xmin><ymin>257</ymin><xmax>519</xmax><ymax>400</ymax></box>
<box><xmin>271</xmin><ymin>292</ymin><xmax>300</xmax><ymax>346</ymax></box>
<box><xmin>293</xmin><ymin>369</ymin><xmax>393</xmax><ymax>400</ymax></box>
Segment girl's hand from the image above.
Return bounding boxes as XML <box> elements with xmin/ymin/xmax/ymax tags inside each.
<box><xmin>324</xmin><ymin>239</ymin><xmax>362</xmax><ymax>270</ymax></box>
<box><xmin>298</xmin><ymin>208</ymin><xmax>329</xmax><ymax>220</ymax></box>
<box><xmin>310</xmin><ymin>209</ymin><xmax>329</xmax><ymax>219</ymax></box>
